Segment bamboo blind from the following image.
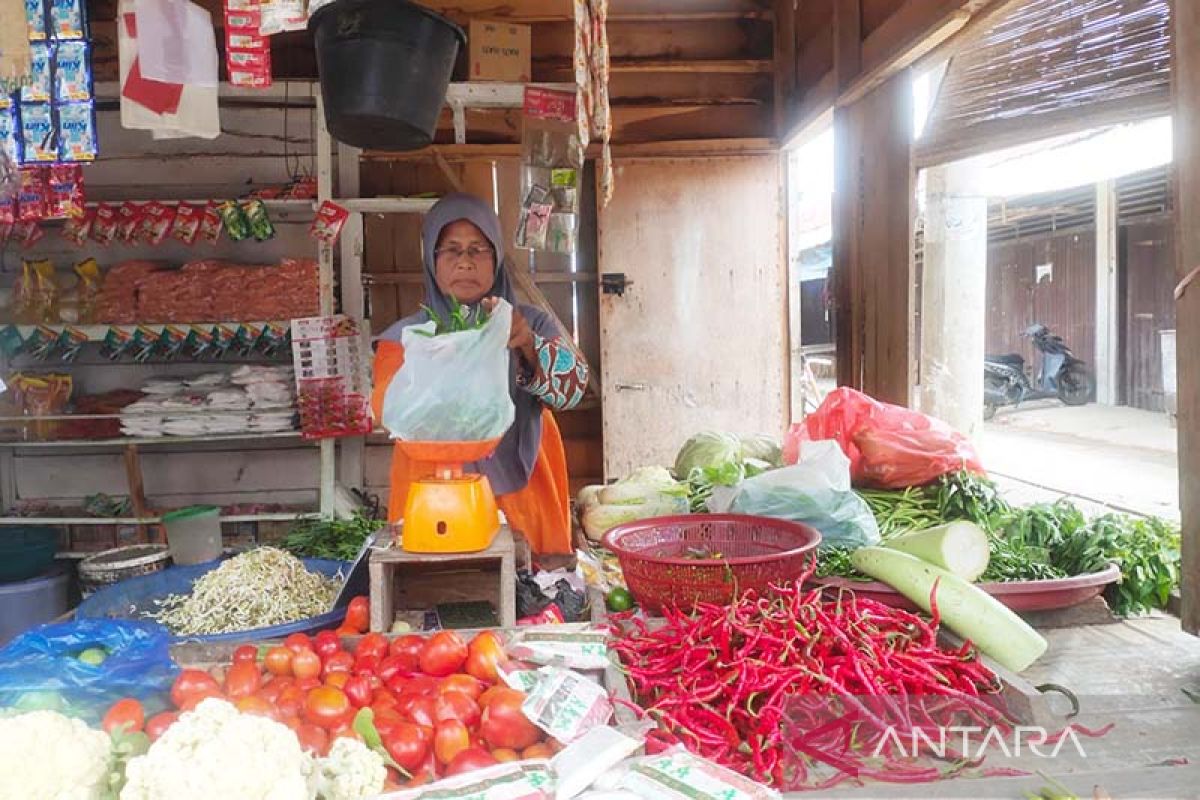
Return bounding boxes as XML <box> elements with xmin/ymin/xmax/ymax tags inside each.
<box><xmin>916</xmin><ymin>0</ymin><xmax>1170</xmax><ymax>167</ymax></box>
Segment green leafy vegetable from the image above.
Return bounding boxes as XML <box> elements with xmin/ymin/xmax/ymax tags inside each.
<box><xmin>410</xmin><ymin>297</ymin><xmax>489</xmax><ymax>337</ymax></box>
<box><xmin>281</xmin><ymin>511</ymin><xmax>380</xmax><ymax>561</ymax></box>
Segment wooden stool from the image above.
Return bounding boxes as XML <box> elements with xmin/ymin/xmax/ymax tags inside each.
<box><xmin>369</xmin><ymin>527</ymin><xmax>517</xmax><ymax>631</ymax></box>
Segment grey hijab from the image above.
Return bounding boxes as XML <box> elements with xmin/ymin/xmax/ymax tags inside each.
<box><xmin>377</xmin><ymin>193</ymin><xmax>556</xmax><ymax>496</ymax></box>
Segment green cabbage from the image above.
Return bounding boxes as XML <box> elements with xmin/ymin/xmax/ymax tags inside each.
<box><xmin>739</xmin><ymin>434</ymin><xmax>783</xmax><ymax>467</ymax></box>
<box><xmin>581</xmin><ymin>495</ymin><xmax>690</xmax><ymax>542</ymax></box>
<box><xmin>598</xmin><ymin>467</ymin><xmax>685</xmax><ymax>505</ymax></box>
<box><xmin>673</xmin><ymin>432</ymin><xmax>744</xmax><ymax>479</ymax></box>
<box><xmin>576</xmin><ymin>485</ymin><xmax>605</xmax><ymax>508</ymax></box>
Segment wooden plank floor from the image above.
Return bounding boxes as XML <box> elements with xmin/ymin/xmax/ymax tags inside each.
<box><xmin>815</xmin><ymin>616</ymin><xmax>1200</xmax><ymax>799</ymax></box>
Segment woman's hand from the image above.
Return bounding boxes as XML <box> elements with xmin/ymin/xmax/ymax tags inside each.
<box><xmin>483</xmin><ymin>298</ymin><xmax>536</xmax><ymax>365</ymax></box>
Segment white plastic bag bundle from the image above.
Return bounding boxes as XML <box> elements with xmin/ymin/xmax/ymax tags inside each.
<box><xmin>382</xmin><ymin>299</ymin><xmax>516</xmax><ymax>442</ymax></box>
<box><xmin>709</xmin><ymin>440</ymin><xmax>880</xmax><ymax>550</ymax></box>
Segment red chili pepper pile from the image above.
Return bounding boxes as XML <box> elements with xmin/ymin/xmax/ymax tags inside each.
<box><xmin>609</xmin><ymin>559</ymin><xmax>1019</xmax><ymax>791</ymax></box>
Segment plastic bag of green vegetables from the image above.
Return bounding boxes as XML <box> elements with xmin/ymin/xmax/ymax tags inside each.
<box><xmin>382</xmin><ymin>299</ymin><xmax>515</xmax><ymax>442</ymax></box>
<box><xmin>710</xmin><ymin>440</ymin><xmax>879</xmax><ymax>550</ymax></box>
<box><xmin>577</xmin><ymin>467</ymin><xmax>690</xmax><ymax>542</ymax></box>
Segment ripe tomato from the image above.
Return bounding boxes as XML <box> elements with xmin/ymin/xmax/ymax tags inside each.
<box><xmin>377</xmin><ymin>655</ymin><xmax>407</xmax><ymax>686</ymax></box>
<box><xmin>405</xmin><ymin>675</ymin><xmax>441</xmax><ymax>697</ymax></box>
<box><xmin>433</xmin><ymin>719</ymin><xmax>471</xmax><ymax>766</ymax></box>
<box><xmin>373</xmin><ymin>687</ymin><xmax>399</xmax><ymax>709</ymax></box>
<box><xmin>323</xmin><ymin>651</ymin><xmax>355</xmax><ymax>678</ymax></box>
<box><xmin>344</xmin><ymin>675</ymin><xmax>374</xmax><ymax>708</ymax></box>
<box><xmin>144</xmin><ymin>711</ymin><xmax>177</xmax><ymax>741</ymax></box>
<box><xmin>264</xmin><ymin>646</ymin><xmax>293</xmax><ymax>677</ymax></box>
<box><xmin>325</xmin><ymin>672</ymin><xmax>350</xmax><ymax>690</ymax></box>
<box><xmin>305</xmin><ymin>686</ymin><xmax>352</xmax><ymax>730</ymax></box>
<box><xmin>419</xmin><ymin>632</ymin><xmax>468</xmax><ymax>677</ymax></box>
<box><xmin>224</xmin><ymin>660</ymin><xmax>262</xmax><ymax>699</ymax></box>
<box><xmin>345</xmin><ymin>595</ymin><xmax>371</xmax><ymax>633</ymax></box>
<box><xmin>490</xmin><ymin>747</ymin><xmax>519</xmax><ymax>763</ymax></box>
<box><xmin>522</xmin><ymin>743</ymin><xmax>553</xmax><ymax>760</ymax></box>
<box><xmin>170</xmin><ymin>669</ymin><xmax>221</xmax><ymax>710</ymax></box>
<box><xmin>275</xmin><ymin>685</ymin><xmax>307</xmax><ymax>719</ymax></box>
<box><xmin>102</xmin><ymin>698</ymin><xmax>145</xmax><ymax>734</ymax></box>
<box><xmin>295</xmin><ymin>723</ymin><xmax>329</xmax><ymax>756</ymax></box>
<box><xmin>447</xmin><ymin>747</ymin><xmax>498</xmax><ymax>776</ymax></box>
<box><xmin>372</xmin><ymin>705</ymin><xmax>406</xmax><ymax>736</ymax></box>
<box><xmin>232</xmin><ymin>644</ymin><xmax>258</xmax><ymax>664</ymax></box>
<box><xmin>235</xmin><ymin>695</ymin><xmax>275</xmax><ymax>718</ymax></box>
<box><xmin>478</xmin><ymin>684</ymin><xmax>510</xmax><ymax>709</ymax></box>
<box><xmin>353</xmin><ymin>655</ymin><xmax>382</xmax><ymax>677</ymax></box>
<box><xmin>295</xmin><ymin>676</ymin><xmax>322</xmax><ymax>692</ymax></box>
<box><xmin>479</xmin><ymin>689</ymin><xmax>539</xmax><ymax>750</ymax></box>
<box><xmin>329</xmin><ymin>718</ymin><xmax>364</xmax><ymax>743</ymax></box>
<box><xmin>314</xmin><ymin>630</ymin><xmax>343</xmax><ymax>661</ymax></box>
<box><xmin>356</xmin><ymin>632</ymin><xmax>388</xmax><ymax>663</ymax></box>
<box><xmin>382</xmin><ymin>722</ymin><xmax>429</xmax><ymax>772</ymax></box>
<box><xmin>466</xmin><ymin>631</ymin><xmax>507</xmax><ymax>684</ymax></box>
<box><xmin>335</xmin><ymin>626</ymin><xmax>359</xmax><ymax>637</ymax></box>
<box><xmin>389</xmin><ymin>635</ymin><xmax>426</xmax><ymax>672</ymax></box>
<box><xmin>283</xmin><ymin>633</ymin><xmax>313</xmax><ymax>654</ymax></box>
<box><xmin>439</xmin><ymin>674</ymin><xmax>483</xmax><ymax>700</ymax></box>
<box><xmin>291</xmin><ymin>649</ymin><xmax>322</xmax><ymax>681</ymax></box>
<box><xmin>400</xmin><ymin>694</ymin><xmax>438</xmax><ymax>729</ymax></box>
<box><xmin>435</xmin><ymin>691</ymin><xmax>480</xmax><ymax>727</ymax></box>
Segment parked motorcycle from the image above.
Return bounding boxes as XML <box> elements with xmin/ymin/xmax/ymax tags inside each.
<box><xmin>983</xmin><ymin>324</ymin><xmax>1093</xmax><ymax>420</ymax></box>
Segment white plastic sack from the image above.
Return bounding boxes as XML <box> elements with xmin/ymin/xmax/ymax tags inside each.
<box><xmin>382</xmin><ymin>299</ymin><xmax>516</xmax><ymax>442</ymax></box>
<box><xmin>710</xmin><ymin>440</ymin><xmax>879</xmax><ymax>550</ymax></box>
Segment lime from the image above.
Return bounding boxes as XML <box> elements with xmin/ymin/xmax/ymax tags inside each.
<box><xmin>77</xmin><ymin>647</ymin><xmax>108</xmax><ymax>666</ymax></box>
<box><xmin>606</xmin><ymin>587</ymin><xmax>635</xmax><ymax>612</ymax></box>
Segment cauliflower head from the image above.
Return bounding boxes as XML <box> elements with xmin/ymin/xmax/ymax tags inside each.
<box><xmin>0</xmin><ymin>709</ymin><xmax>114</xmax><ymax>800</ymax></box>
<box><xmin>316</xmin><ymin>738</ymin><xmax>386</xmax><ymax>800</ymax></box>
<box><xmin>120</xmin><ymin>698</ymin><xmax>317</xmax><ymax>800</ymax></box>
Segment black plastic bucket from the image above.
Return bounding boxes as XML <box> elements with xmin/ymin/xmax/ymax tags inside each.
<box><xmin>309</xmin><ymin>0</ymin><xmax>465</xmax><ymax>150</ymax></box>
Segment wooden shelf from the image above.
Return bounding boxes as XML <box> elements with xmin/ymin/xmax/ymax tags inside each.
<box><xmin>338</xmin><ymin>197</ymin><xmax>439</xmax><ymax>215</ymax></box>
<box><xmin>0</xmin><ymin>511</ymin><xmax>321</xmax><ymax>526</ymax></box>
<box><xmin>0</xmin><ymin>431</ymin><xmax>307</xmax><ymax>449</ymax></box>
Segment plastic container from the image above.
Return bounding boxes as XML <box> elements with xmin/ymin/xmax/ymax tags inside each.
<box><xmin>0</xmin><ymin>526</ymin><xmax>60</xmax><ymax>583</ymax></box>
<box><xmin>75</xmin><ymin>557</ymin><xmax>351</xmax><ymax>645</ymax></box>
<box><xmin>161</xmin><ymin>506</ymin><xmax>222</xmax><ymax>566</ymax></box>
<box><xmin>603</xmin><ymin>514</ymin><xmax>822</xmax><ymax>614</ymax></box>
<box><xmin>309</xmin><ymin>0</ymin><xmax>465</xmax><ymax>150</ymax></box>
<box><xmin>78</xmin><ymin>544</ymin><xmax>172</xmax><ymax>597</ymax></box>
<box><xmin>0</xmin><ymin>565</ymin><xmax>70</xmax><ymax>645</ymax></box>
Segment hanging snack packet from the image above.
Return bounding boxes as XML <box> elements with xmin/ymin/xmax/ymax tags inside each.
<box><xmin>185</xmin><ymin>325</ymin><xmax>214</xmax><ymax>358</ymax></box>
<box><xmin>199</xmin><ymin>202</ymin><xmax>224</xmax><ymax>243</ymax></box>
<box><xmin>33</xmin><ymin>259</ymin><xmax>60</xmax><ymax>322</ymax></box>
<box><xmin>22</xmin><ymin>43</ymin><xmax>53</xmax><ymax>103</ymax></box>
<box><xmin>242</xmin><ymin>199</ymin><xmax>275</xmax><ymax>241</ymax></box>
<box><xmin>139</xmin><ymin>202</ymin><xmax>176</xmax><ymax>245</ymax></box>
<box><xmin>17</xmin><ymin>168</ymin><xmax>49</xmax><ymax>221</ymax></box>
<box><xmin>100</xmin><ymin>326</ymin><xmax>133</xmax><ymax>360</ymax></box>
<box><xmin>25</xmin><ymin>0</ymin><xmax>48</xmax><ymax>40</ymax></box>
<box><xmin>131</xmin><ymin>325</ymin><xmax>159</xmax><ymax>362</ymax></box>
<box><xmin>258</xmin><ymin>322</ymin><xmax>287</xmax><ymax>356</ymax></box>
<box><xmin>210</xmin><ymin>324</ymin><xmax>236</xmax><ymax>357</ymax></box>
<box><xmin>21</xmin><ymin>104</ymin><xmax>57</xmax><ymax>163</ymax></box>
<box><xmin>74</xmin><ymin>257</ymin><xmax>101</xmax><ymax>323</ymax></box>
<box><xmin>155</xmin><ymin>326</ymin><xmax>187</xmax><ymax>359</ymax></box>
<box><xmin>116</xmin><ymin>203</ymin><xmax>143</xmax><ymax>243</ymax></box>
<box><xmin>49</xmin><ymin>0</ymin><xmax>86</xmax><ymax>40</ymax></box>
<box><xmin>26</xmin><ymin>325</ymin><xmax>60</xmax><ymax>359</ymax></box>
<box><xmin>234</xmin><ymin>323</ymin><xmax>263</xmax><ymax>355</ymax></box>
<box><xmin>54</xmin><ymin>41</ymin><xmax>92</xmax><ymax>102</ymax></box>
<box><xmin>309</xmin><ymin>199</ymin><xmax>348</xmax><ymax>243</ymax></box>
<box><xmin>55</xmin><ymin>326</ymin><xmax>88</xmax><ymax>362</ymax></box>
<box><xmin>217</xmin><ymin>200</ymin><xmax>251</xmax><ymax>241</ymax></box>
<box><xmin>0</xmin><ymin>103</ymin><xmax>22</xmax><ymax>166</ymax></box>
<box><xmin>170</xmin><ymin>203</ymin><xmax>203</xmax><ymax>244</ymax></box>
<box><xmin>48</xmin><ymin>164</ymin><xmax>84</xmax><ymax>218</ymax></box>
<box><xmin>56</xmin><ymin>102</ymin><xmax>98</xmax><ymax>162</ymax></box>
<box><xmin>0</xmin><ymin>326</ymin><xmax>25</xmax><ymax>358</ymax></box>
<box><xmin>61</xmin><ymin>206</ymin><xmax>94</xmax><ymax>246</ymax></box>
<box><xmin>91</xmin><ymin>202</ymin><xmax>119</xmax><ymax>245</ymax></box>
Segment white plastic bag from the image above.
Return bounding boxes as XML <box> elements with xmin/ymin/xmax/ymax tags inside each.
<box><xmin>710</xmin><ymin>440</ymin><xmax>880</xmax><ymax>550</ymax></box>
<box><xmin>382</xmin><ymin>299</ymin><xmax>516</xmax><ymax>442</ymax></box>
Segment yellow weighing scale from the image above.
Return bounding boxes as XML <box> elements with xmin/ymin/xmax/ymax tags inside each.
<box><xmin>396</xmin><ymin>438</ymin><xmax>502</xmax><ymax>553</ymax></box>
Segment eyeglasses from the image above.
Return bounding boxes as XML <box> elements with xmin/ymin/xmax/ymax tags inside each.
<box><xmin>435</xmin><ymin>244</ymin><xmax>494</xmax><ymax>263</ymax></box>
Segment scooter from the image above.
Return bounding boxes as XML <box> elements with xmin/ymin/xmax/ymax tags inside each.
<box><xmin>983</xmin><ymin>324</ymin><xmax>1093</xmax><ymax>420</ymax></box>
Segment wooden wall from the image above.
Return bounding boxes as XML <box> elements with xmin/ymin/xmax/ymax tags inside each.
<box><xmin>1122</xmin><ymin>218</ymin><xmax>1176</xmax><ymax>412</ymax></box>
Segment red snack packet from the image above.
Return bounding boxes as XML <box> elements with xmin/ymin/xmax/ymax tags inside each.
<box><xmin>199</xmin><ymin>201</ymin><xmax>223</xmax><ymax>243</ymax></box>
<box><xmin>0</xmin><ymin>199</ymin><xmax>15</xmax><ymax>225</ymax></box>
<box><xmin>91</xmin><ymin>203</ymin><xmax>120</xmax><ymax>245</ymax></box>
<box><xmin>287</xmin><ymin>176</ymin><xmax>317</xmax><ymax>199</ymax></box>
<box><xmin>17</xmin><ymin>168</ymin><xmax>49</xmax><ymax>222</ymax></box>
<box><xmin>309</xmin><ymin>200</ymin><xmax>349</xmax><ymax>243</ymax></box>
<box><xmin>61</xmin><ymin>204</ymin><xmax>95</xmax><ymax>246</ymax></box>
<box><xmin>138</xmin><ymin>201</ymin><xmax>176</xmax><ymax>245</ymax></box>
<box><xmin>170</xmin><ymin>203</ymin><xmax>203</xmax><ymax>245</ymax></box>
<box><xmin>48</xmin><ymin>165</ymin><xmax>85</xmax><ymax>219</ymax></box>
<box><xmin>117</xmin><ymin>202</ymin><xmax>144</xmax><ymax>243</ymax></box>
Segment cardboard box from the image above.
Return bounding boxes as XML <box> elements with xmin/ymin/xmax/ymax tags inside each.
<box><xmin>469</xmin><ymin>19</ymin><xmax>531</xmax><ymax>82</ymax></box>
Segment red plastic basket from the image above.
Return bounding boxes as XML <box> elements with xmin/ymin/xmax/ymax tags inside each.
<box><xmin>602</xmin><ymin>514</ymin><xmax>822</xmax><ymax>614</ymax></box>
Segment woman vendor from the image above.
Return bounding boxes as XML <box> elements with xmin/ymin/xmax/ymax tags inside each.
<box><xmin>371</xmin><ymin>193</ymin><xmax>589</xmax><ymax>555</ymax></box>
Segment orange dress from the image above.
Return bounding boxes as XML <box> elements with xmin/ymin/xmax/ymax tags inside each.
<box><xmin>371</xmin><ymin>340</ymin><xmax>574</xmax><ymax>555</ymax></box>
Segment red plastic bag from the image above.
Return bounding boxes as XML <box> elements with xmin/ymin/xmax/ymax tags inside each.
<box><xmin>783</xmin><ymin>387</ymin><xmax>984</xmax><ymax>489</ymax></box>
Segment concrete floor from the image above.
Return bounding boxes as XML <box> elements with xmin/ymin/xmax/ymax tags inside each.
<box><xmin>978</xmin><ymin>401</ymin><xmax>1180</xmax><ymax>522</ymax></box>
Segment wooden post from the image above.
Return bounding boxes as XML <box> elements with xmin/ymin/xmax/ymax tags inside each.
<box><xmin>1171</xmin><ymin>0</ymin><xmax>1200</xmax><ymax>635</ymax></box>
<box><xmin>123</xmin><ymin>444</ymin><xmax>149</xmax><ymax>540</ymax></box>
<box><xmin>316</xmin><ymin>92</ymin><xmax>337</xmax><ymax>517</ymax></box>
<box><xmin>832</xmin><ymin>0</ymin><xmax>864</xmax><ymax>390</ymax></box>
<box><xmin>832</xmin><ymin>72</ymin><xmax>915</xmax><ymax>404</ymax></box>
